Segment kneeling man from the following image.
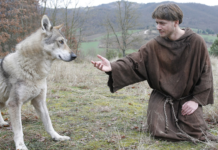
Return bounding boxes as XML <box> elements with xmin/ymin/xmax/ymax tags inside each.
<box><xmin>92</xmin><ymin>3</ymin><xmax>218</xmax><ymax>142</ymax></box>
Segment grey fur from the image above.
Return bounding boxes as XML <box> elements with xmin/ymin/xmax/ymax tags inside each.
<box><xmin>0</xmin><ymin>57</ymin><xmax>9</xmax><ymax>78</ymax></box>
<box><xmin>44</xmin><ymin>34</ymin><xmax>59</xmax><ymax>45</ymax></box>
<box><xmin>0</xmin><ymin>15</ymin><xmax>76</xmax><ymax>150</ymax></box>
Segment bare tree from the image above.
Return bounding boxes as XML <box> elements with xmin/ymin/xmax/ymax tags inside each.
<box><xmin>59</xmin><ymin>0</ymin><xmax>90</xmax><ymax>56</ymax></box>
<box><xmin>100</xmin><ymin>25</ymin><xmax>117</xmax><ymax>59</ymax></box>
<box><xmin>40</xmin><ymin>0</ymin><xmax>47</xmax><ymax>15</ymax></box>
<box><xmin>106</xmin><ymin>0</ymin><xmax>139</xmax><ymax>57</ymax></box>
<box><xmin>49</xmin><ymin>0</ymin><xmax>60</xmax><ymax>26</ymax></box>
<box><xmin>0</xmin><ymin>0</ymin><xmax>40</xmax><ymax>55</ymax></box>
<box><xmin>39</xmin><ymin>0</ymin><xmax>90</xmax><ymax>56</ymax></box>
<box><xmin>71</xmin><ymin>6</ymin><xmax>90</xmax><ymax>55</ymax></box>
<box><xmin>62</xmin><ymin>0</ymin><xmax>72</xmax><ymax>40</ymax></box>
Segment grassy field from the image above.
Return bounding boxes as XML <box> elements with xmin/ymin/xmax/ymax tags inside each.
<box><xmin>200</xmin><ymin>35</ymin><xmax>217</xmax><ymax>43</ymax></box>
<box><xmin>79</xmin><ymin>29</ymin><xmax>217</xmax><ymax>58</ymax></box>
<box><xmin>80</xmin><ymin>42</ymin><xmax>138</xmax><ymax>57</ymax></box>
<box><xmin>189</xmin><ymin>28</ymin><xmax>217</xmax><ymax>43</ymax></box>
<box><xmin>80</xmin><ymin>41</ymin><xmax>106</xmax><ymax>56</ymax></box>
<box><xmin>80</xmin><ymin>29</ymin><xmax>142</xmax><ymax>57</ymax></box>
<box><xmin>1</xmin><ymin>56</ymin><xmax>218</xmax><ymax>149</ymax></box>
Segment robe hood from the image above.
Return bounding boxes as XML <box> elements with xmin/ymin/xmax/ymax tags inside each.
<box><xmin>154</xmin><ymin>28</ymin><xmax>196</xmax><ymax>50</ymax></box>
<box><xmin>106</xmin><ymin>27</ymin><xmax>214</xmax><ymax>142</ymax></box>
<box><xmin>108</xmin><ymin>27</ymin><xmax>213</xmax><ymax>105</ymax></box>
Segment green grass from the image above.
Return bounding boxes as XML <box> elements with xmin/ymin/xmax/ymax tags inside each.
<box><xmin>110</xmin><ymin>30</ymin><xmax>142</xmax><ymax>37</ymax></box>
<box><xmin>79</xmin><ymin>42</ymin><xmax>138</xmax><ymax>57</ymax></box>
<box><xmin>190</xmin><ymin>28</ymin><xmax>217</xmax><ymax>43</ymax></box>
<box><xmin>80</xmin><ymin>41</ymin><xmax>106</xmax><ymax>56</ymax></box>
<box><xmin>79</xmin><ymin>29</ymin><xmax>142</xmax><ymax>56</ymax></box>
<box><xmin>80</xmin><ymin>41</ymin><xmax>99</xmax><ymax>49</ymax></box>
<box><xmin>79</xmin><ymin>29</ymin><xmax>216</xmax><ymax>58</ymax></box>
<box><xmin>1</xmin><ymin>61</ymin><xmax>218</xmax><ymax>150</ymax></box>
<box><xmin>200</xmin><ymin>34</ymin><xmax>217</xmax><ymax>43</ymax></box>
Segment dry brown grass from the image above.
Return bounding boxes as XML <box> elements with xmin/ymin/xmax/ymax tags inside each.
<box><xmin>1</xmin><ymin>56</ymin><xmax>218</xmax><ymax>149</ymax></box>
<box><xmin>204</xmin><ymin>55</ymin><xmax>218</xmax><ymax>122</ymax></box>
<box><xmin>47</xmin><ymin>56</ymin><xmax>218</xmax><ymax>123</ymax></box>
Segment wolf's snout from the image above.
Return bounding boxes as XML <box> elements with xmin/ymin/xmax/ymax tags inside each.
<box><xmin>71</xmin><ymin>53</ymin><xmax>77</xmax><ymax>60</ymax></box>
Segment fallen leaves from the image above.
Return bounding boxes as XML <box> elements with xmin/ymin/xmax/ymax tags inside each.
<box><xmin>111</xmin><ymin>117</ymin><xmax>117</xmax><ymax>121</ymax></box>
<box><xmin>3</xmin><ymin>124</ymin><xmax>9</xmax><ymax>127</ymax></box>
<box><xmin>107</xmin><ymin>134</ymin><xmax>126</xmax><ymax>143</ymax></box>
<box><xmin>121</xmin><ymin>135</ymin><xmax>126</xmax><ymax>139</ymax></box>
<box><xmin>35</xmin><ymin>134</ymin><xmax>45</xmax><ymax>142</ymax></box>
<box><xmin>98</xmin><ymin>106</ymin><xmax>111</xmax><ymax>112</ymax></box>
<box><xmin>131</xmin><ymin>125</ymin><xmax>139</xmax><ymax>130</ymax></box>
<box><xmin>71</xmin><ymin>142</ymin><xmax>76</xmax><ymax>146</ymax></box>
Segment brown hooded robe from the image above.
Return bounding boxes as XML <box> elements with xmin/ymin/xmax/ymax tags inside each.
<box><xmin>107</xmin><ymin>28</ymin><xmax>216</xmax><ymax>141</ymax></box>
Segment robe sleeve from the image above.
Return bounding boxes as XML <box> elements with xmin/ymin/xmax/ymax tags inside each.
<box><xmin>107</xmin><ymin>46</ymin><xmax>148</xmax><ymax>93</ymax></box>
<box><xmin>192</xmin><ymin>43</ymin><xmax>214</xmax><ymax>106</ymax></box>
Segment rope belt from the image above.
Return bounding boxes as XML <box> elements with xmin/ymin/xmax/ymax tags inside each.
<box><xmin>156</xmin><ymin>90</ymin><xmax>200</xmax><ymax>144</ymax></box>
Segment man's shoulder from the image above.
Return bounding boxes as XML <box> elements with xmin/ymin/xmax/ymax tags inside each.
<box><xmin>140</xmin><ymin>38</ymin><xmax>157</xmax><ymax>49</ymax></box>
<box><xmin>187</xmin><ymin>32</ymin><xmax>204</xmax><ymax>43</ymax></box>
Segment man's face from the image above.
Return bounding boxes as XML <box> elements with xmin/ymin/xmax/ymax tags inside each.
<box><xmin>155</xmin><ymin>18</ymin><xmax>176</xmax><ymax>38</ymax></box>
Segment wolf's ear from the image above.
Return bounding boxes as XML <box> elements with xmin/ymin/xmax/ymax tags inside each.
<box><xmin>41</xmin><ymin>15</ymin><xmax>53</xmax><ymax>33</ymax></box>
<box><xmin>54</xmin><ymin>24</ymin><xmax>64</xmax><ymax>31</ymax></box>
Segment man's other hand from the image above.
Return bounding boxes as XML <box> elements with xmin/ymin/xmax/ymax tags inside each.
<box><xmin>181</xmin><ymin>100</ymin><xmax>198</xmax><ymax>116</ymax></box>
<box><xmin>91</xmin><ymin>55</ymin><xmax>112</xmax><ymax>72</ymax></box>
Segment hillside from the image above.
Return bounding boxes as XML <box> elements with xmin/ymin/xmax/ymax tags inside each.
<box><xmin>81</xmin><ymin>1</ymin><xmax>218</xmax><ymax>35</ymax></box>
<box><xmin>45</xmin><ymin>2</ymin><xmax>218</xmax><ymax>36</ymax></box>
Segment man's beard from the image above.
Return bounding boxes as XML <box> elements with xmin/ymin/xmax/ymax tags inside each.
<box><xmin>159</xmin><ymin>29</ymin><xmax>174</xmax><ymax>39</ymax></box>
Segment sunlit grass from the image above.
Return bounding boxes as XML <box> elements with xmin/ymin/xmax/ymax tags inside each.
<box><xmin>0</xmin><ymin>56</ymin><xmax>218</xmax><ymax>149</ymax></box>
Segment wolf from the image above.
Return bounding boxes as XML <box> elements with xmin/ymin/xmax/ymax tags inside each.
<box><xmin>0</xmin><ymin>15</ymin><xmax>76</xmax><ymax>150</ymax></box>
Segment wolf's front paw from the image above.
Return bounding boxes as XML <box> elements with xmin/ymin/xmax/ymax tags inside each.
<box><xmin>0</xmin><ymin>121</ymin><xmax>9</xmax><ymax>127</ymax></box>
<box><xmin>53</xmin><ymin>135</ymin><xmax>70</xmax><ymax>141</ymax></box>
<box><xmin>16</xmin><ymin>143</ymin><xmax>28</xmax><ymax>150</ymax></box>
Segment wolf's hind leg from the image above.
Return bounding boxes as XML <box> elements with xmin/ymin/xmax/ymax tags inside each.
<box><xmin>0</xmin><ymin>110</ymin><xmax>9</xmax><ymax>127</ymax></box>
<box><xmin>31</xmin><ymin>91</ymin><xmax>70</xmax><ymax>141</ymax></box>
<box><xmin>0</xmin><ymin>103</ymin><xmax>9</xmax><ymax>127</ymax></box>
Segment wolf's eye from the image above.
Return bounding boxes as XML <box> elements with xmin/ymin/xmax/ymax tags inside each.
<box><xmin>59</xmin><ymin>40</ymin><xmax>64</xmax><ymax>44</ymax></box>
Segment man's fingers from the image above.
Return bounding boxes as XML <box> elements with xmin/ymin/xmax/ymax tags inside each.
<box><xmin>92</xmin><ymin>61</ymin><xmax>101</xmax><ymax>68</ymax></box>
<box><xmin>92</xmin><ymin>61</ymin><xmax>105</xmax><ymax>71</ymax></box>
<box><xmin>182</xmin><ymin>105</ymin><xmax>189</xmax><ymax>113</ymax></box>
<box><xmin>182</xmin><ymin>109</ymin><xmax>189</xmax><ymax>116</ymax></box>
<box><xmin>182</xmin><ymin>107</ymin><xmax>194</xmax><ymax>116</ymax></box>
<box><xmin>186</xmin><ymin>109</ymin><xmax>192</xmax><ymax>115</ymax></box>
<box><xmin>181</xmin><ymin>106</ymin><xmax>190</xmax><ymax>115</ymax></box>
<box><xmin>96</xmin><ymin>63</ymin><xmax>101</xmax><ymax>68</ymax></box>
<box><xmin>182</xmin><ymin>109</ymin><xmax>187</xmax><ymax>116</ymax></box>
<box><xmin>182</xmin><ymin>102</ymin><xmax>188</xmax><ymax>108</ymax></box>
<box><xmin>94</xmin><ymin>62</ymin><xmax>98</xmax><ymax>67</ymax></box>
<box><xmin>99</xmin><ymin>64</ymin><xmax>103</xmax><ymax>70</ymax></box>
<box><xmin>91</xmin><ymin>61</ymin><xmax>97</xmax><ymax>65</ymax></box>
<box><xmin>187</xmin><ymin>110</ymin><xmax>194</xmax><ymax>115</ymax></box>
<box><xmin>181</xmin><ymin>100</ymin><xmax>198</xmax><ymax>116</ymax></box>
<box><xmin>97</xmin><ymin>54</ymin><xmax>106</xmax><ymax>61</ymax></box>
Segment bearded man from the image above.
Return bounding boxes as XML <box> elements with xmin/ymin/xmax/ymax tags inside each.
<box><xmin>91</xmin><ymin>3</ymin><xmax>218</xmax><ymax>142</ymax></box>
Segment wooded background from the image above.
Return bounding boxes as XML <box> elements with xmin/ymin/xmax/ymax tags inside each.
<box><xmin>1</xmin><ymin>0</ymin><xmax>218</xmax><ymax>57</ymax></box>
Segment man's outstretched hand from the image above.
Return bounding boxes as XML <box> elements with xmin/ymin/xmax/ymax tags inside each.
<box><xmin>91</xmin><ymin>55</ymin><xmax>112</xmax><ymax>72</ymax></box>
<box><xmin>181</xmin><ymin>100</ymin><xmax>198</xmax><ymax>116</ymax></box>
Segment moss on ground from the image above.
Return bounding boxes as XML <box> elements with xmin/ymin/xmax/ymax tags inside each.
<box><xmin>0</xmin><ymin>62</ymin><xmax>218</xmax><ymax>150</ymax></box>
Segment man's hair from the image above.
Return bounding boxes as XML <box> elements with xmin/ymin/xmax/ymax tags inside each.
<box><xmin>152</xmin><ymin>3</ymin><xmax>183</xmax><ymax>24</ymax></box>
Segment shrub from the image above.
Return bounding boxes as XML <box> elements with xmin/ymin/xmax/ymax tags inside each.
<box><xmin>210</xmin><ymin>35</ymin><xmax>218</xmax><ymax>56</ymax></box>
<box><xmin>106</xmin><ymin>49</ymin><xmax>122</xmax><ymax>60</ymax></box>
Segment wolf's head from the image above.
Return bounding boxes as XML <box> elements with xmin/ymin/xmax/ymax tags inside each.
<box><xmin>41</xmin><ymin>15</ymin><xmax>77</xmax><ymax>62</ymax></box>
